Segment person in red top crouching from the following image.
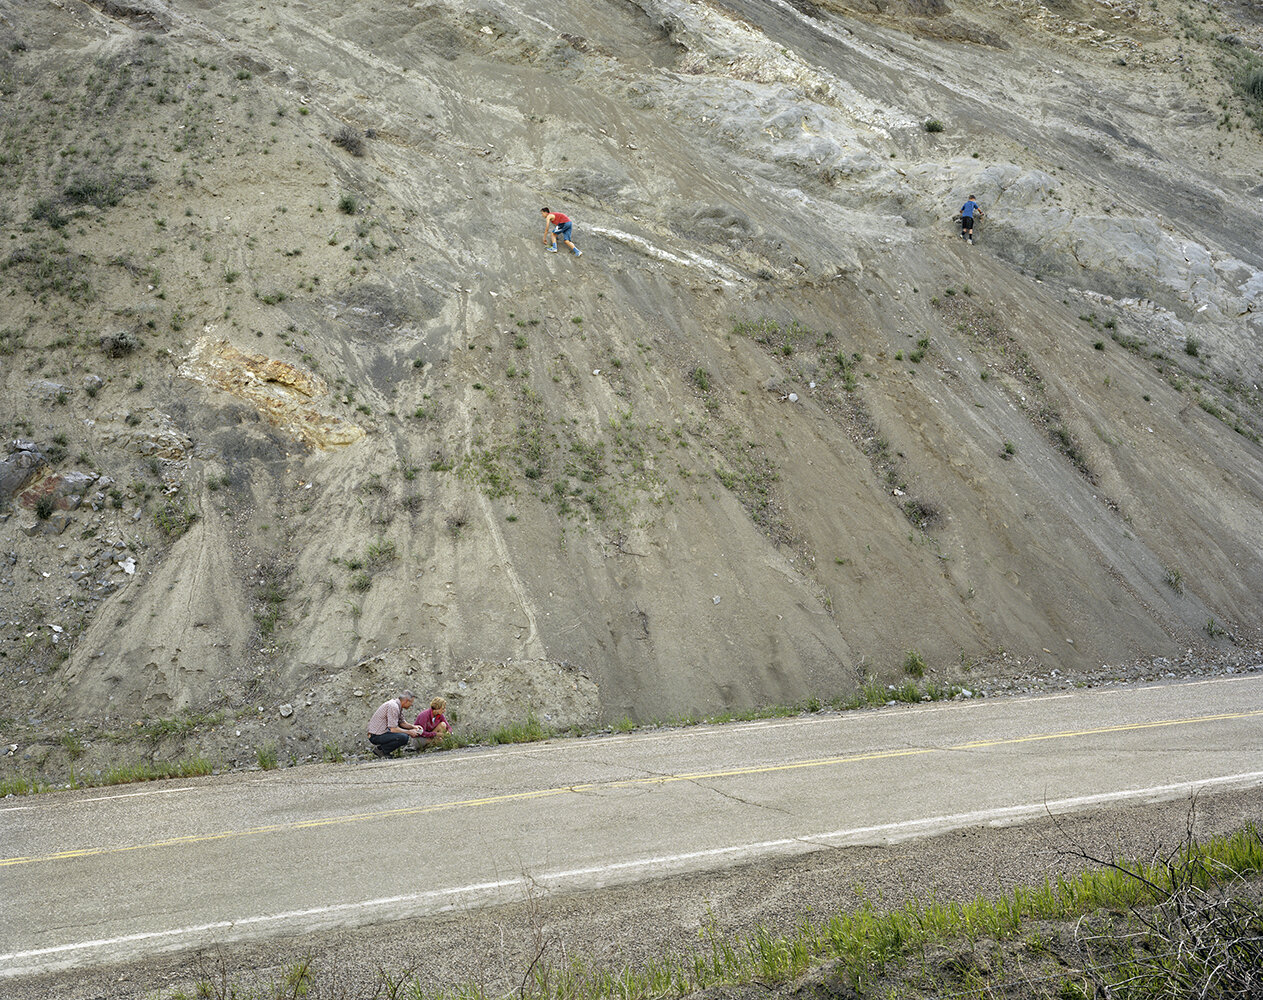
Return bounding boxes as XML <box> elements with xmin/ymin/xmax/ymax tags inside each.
<box><xmin>413</xmin><ymin>696</ymin><xmax>453</xmax><ymax>748</ymax></box>
<box><xmin>541</xmin><ymin>207</ymin><xmax>582</xmax><ymax>256</ymax></box>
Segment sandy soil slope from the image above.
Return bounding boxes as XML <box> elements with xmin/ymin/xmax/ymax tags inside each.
<box><xmin>0</xmin><ymin>0</ymin><xmax>1261</xmax><ymax>780</ymax></box>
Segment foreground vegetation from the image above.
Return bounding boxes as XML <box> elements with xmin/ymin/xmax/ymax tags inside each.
<box><xmin>163</xmin><ymin>825</ymin><xmax>1262</xmax><ymax>999</ymax></box>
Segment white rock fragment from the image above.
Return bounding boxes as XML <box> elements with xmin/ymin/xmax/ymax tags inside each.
<box><xmin>279</xmin><ymin>704</ymin><xmax>294</xmax><ymax>718</ymax></box>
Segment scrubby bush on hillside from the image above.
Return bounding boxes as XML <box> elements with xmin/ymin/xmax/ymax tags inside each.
<box><xmin>332</xmin><ymin>125</ymin><xmax>365</xmax><ymax>156</ymax></box>
<box><xmin>1246</xmin><ymin>69</ymin><xmax>1263</xmax><ymax>101</ymax></box>
<box><xmin>100</xmin><ymin>329</ymin><xmax>138</xmax><ymax>357</ymax></box>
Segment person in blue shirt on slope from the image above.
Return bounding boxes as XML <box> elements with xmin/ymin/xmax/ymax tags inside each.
<box><xmin>958</xmin><ymin>195</ymin><xmax>983</xmax><ymax>245</ymax></box>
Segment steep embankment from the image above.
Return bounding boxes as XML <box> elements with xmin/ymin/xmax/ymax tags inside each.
<box><xmin>1</xmin><ymin>0</ymin><xmax>1261</xmax><ymax>775</ymax></box>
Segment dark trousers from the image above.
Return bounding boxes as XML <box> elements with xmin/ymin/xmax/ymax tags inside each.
<box><xmin>369</xmin><ymin>731</ymin><xmax>409</xmax><ymax>754</ymax></box>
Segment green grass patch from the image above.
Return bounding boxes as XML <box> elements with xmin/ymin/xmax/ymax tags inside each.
<box><xmin>137</xmin><ymin>711</ymin><xmax>226</xmax><ymax>742</ymax></box>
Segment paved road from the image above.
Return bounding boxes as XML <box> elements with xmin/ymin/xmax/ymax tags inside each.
<box><xmin>3</xmin><ymin>675</ymin><xmax>1262</xmax><ymax>978</ymax></box>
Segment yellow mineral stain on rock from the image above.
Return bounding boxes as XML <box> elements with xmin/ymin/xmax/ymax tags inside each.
<box><xmin>178</xmin><ymin>339</ymin><xmax>365</xmax><ymax>449</ymax></box>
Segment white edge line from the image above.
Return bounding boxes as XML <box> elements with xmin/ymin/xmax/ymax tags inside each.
<box><xmin>0</xmin><ymin>785</ymin><xmax>201</xmax><ymax>814</ymax></box>
<box><xmin>5</xmin><ymin>769</ymin><xmax>1262</xmax><ymax>973</ymax></box>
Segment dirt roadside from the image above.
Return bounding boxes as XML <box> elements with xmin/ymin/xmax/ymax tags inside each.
<box><xmin>7</xmin><ymin>788</ymin><xmax>1260</xmax><ymax>1000</ymax></box>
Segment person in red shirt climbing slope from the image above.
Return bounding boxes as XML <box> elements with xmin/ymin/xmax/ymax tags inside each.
<box><xmin>541</xmin><ymin>207</ymin><xmax>582</xmax><ymax>256</ymax></box>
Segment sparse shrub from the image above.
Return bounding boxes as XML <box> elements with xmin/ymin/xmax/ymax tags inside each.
<box><xmin>256</xmin><ymin>743</ymin><xmax>279</xmax><ymax>770</ymax></box>
<box><xmin>690</xmin><ymin>367</ymin><xmax>712</xmax><ymax>392</ymax></box>
<box><xmin>349</xmin><ymin>571</ymin><xmax>372</xmax><ymax>593</ymax></box>
<box><xmin>1164</xmin><ymin>566</ymin><xmax>1184</xmax><ymax>594</ymax></box>
<box><xmin>924</xmin><ymin>119</ymin><xmax>945</xmax><ymax>133</ymax></box>
<box><xmin>34</xmin><ymin>494</ymin><xmax>56</xmax><ymax>520</ymax></box>
<box><xmin>332</xmin><ymin>125</ymin><xmax>365</xmax><ymax>156</ymax></box>
<box><xmin>902</xmin><ymin>649</ymin><xmax>928</xmax><ymax>678</ymax></box>
<box><xmin>153</xmin><ymin>502</ymin><xmax>198</xmax><ymax>540</ymax></box>
<box><xmin>100</xmin><ymin>329</ymin><xmax>138</xmax><ymax>357</ymax></box>
<box><xmin>321</xmin><ymin>743</ymin><xmax>345</xmax><ymax>763</ymax></box>
<box><xmin>902</xmin><ymin>498</ymin><xmax>939</xmax><ymax>529</ymax></box>
<box><xmin>338</xmin><ymin>194</ymin><xmax>358</xmax><ymax>215</ymax></box>
<box><xmin>60</xmin><ymin>732</ymin><xmax>85</xmax><ymax>760</ymax></box>
<box><xmin>1245</xmin><ymin>68</ymin><xmax>1263</xmax><ymax>101</ymax></box>
<box><xmin>1184</xmin><ymin>337</ymin><xmax>1201</xmax><ymax>357</ymax></box>
<box><xmin>31</xmin><ymin>199</ymin><xmax>69</xmax><ymax>229</ymax></box>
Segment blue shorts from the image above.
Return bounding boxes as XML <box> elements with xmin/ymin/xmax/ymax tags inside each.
<box><xmin>552</xmin><ymin>221</ymin><xmax>573</xmax><ymax>241</ymax></box>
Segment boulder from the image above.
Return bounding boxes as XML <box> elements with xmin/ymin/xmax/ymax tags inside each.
<box><xmin>0</xmin><ymin>445</ymin><xmax>47</xmax><ymax>502</ymax></box>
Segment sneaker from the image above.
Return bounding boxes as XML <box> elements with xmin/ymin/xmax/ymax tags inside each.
<box><xmin>573</xmin><ymin>248</ymin><xmax>582</xmax><ymax>256</ymax></box>
<box><xmin>372</xmin><ymin>745</ymin><xmax>388</xmax><ymax>757</ymax></box>
<box><xmin>546</xmin><ymin>246</ymin><xmax>558</xmax><ymax>253</ymax></box>
<box><xmin>968</xmin><ymin>238</ymin><xmax>974</xmax><ymax>245</ymax></box>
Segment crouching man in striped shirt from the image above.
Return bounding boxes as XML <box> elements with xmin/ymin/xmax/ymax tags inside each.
<box><xmin>367</xmin><ymin>690</ymin><xmax>422</xmax><ymax>758</ymax></box>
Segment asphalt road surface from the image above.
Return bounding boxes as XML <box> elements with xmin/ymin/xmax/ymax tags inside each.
<box><xmin>3</xmin><ymin>675</ymin><xmax>1262</xmax><ymax>980</ymax></box>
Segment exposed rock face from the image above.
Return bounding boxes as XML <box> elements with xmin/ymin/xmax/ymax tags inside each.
<box><xmin>17</xmin><ymin>470</ymin><xmax>99</xmax><ymax>512</ymax></box>
<box><xmin>0</xmin><ymin>442</ymin><xmax>47</xmax><ymax>502</ymax></box>
<box><xmin>179</xmin><ymin>339</ymin><xmax>365</xmax><ymax>449</ymax></box>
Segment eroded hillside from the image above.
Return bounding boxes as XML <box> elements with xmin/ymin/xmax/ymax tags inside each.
<box><xmin>1</xmin><ymin>0</ymin><xmax>1262</xmax><ymax>778</ymax></box>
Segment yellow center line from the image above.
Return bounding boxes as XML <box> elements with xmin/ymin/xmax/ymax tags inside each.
<box><xmin>3</xmin><ymin>708</ymin><xmax>1260</xmax><ymax>868</ymax></box>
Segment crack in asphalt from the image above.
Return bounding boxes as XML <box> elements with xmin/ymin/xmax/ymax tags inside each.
<box><xmin>690</xmin><ymin>778</ymin><xmax>791</xmax><ymax>815</ymax></box>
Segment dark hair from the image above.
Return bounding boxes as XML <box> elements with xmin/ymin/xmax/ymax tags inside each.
<box><xmin>540</xmin><ymin>206</ymin><xmax>550</xmax><ymax>213</ymax></box>
<box><xmin>968</xmin><ymin>195</ymin><xmax>976</xmax><ymax>200</ymax></box>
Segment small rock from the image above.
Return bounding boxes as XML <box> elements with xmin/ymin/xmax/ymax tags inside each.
<box><xmin>353</xmin><ymin>688</ymin><xmax>364</xmax><ymax>697</ymax></box>
<box><xmin>279</xmin><ymin>703</ymin><xmax>294</xmax><ymax>718</ymax></box>
<box><xmin>787</xmin><ymin>393</ymin><xmax>798</xmax><ymax>402</ymax></box>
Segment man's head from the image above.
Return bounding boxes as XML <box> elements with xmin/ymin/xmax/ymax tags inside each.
<box><xmin>400</xmin><ymin>689</ymin><xmax>415</xmax><ymax>710</ymax></box>
<box><xmin>431</xmin><ymin>696</ymin><xmax>447</xmax><ymax>713</ymax></box>
<box><xmin>968</xmin><ymin>195</ymin><xmax>977</xmax><ymax>202</ymax></box>
<box><xmin>540</xmin><ymin>207</ymin><xmax>550</xmax><ymax>216</ymax></box>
